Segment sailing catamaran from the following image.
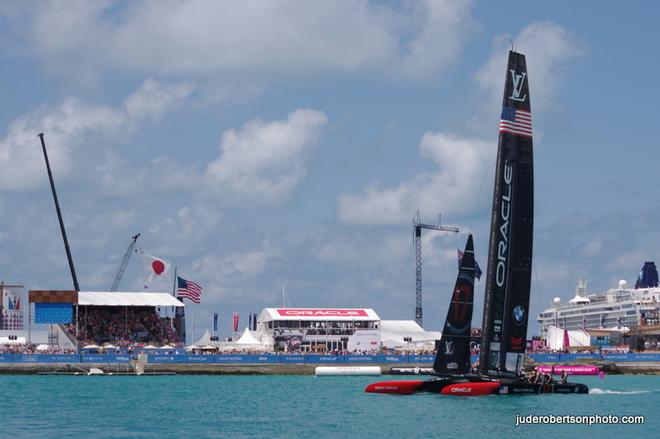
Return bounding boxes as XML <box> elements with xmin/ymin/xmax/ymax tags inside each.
<box><xmin>365</xmin><ymin>50</ymin><xmax>588</xmax><ymax>396</ymax></box>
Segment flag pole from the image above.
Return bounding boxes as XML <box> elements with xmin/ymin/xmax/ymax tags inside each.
<box><xmin>172</xmin><ymin>266</ymin><xmax>177</xmax><ymax>297</ymax></box>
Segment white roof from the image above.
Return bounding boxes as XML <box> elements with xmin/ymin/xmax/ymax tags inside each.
<box><xmin>379</xmin><ymin>320</ymin><xmax>442</xmax><ymax>343</ymax></box>
<box><xmin>78</xmin><ymin>291</ymin><xmax>184</xmax><ymax>307</ymax></box>
<box><xmin>568</xmin><ymin>295</ymin><xmax>590</xmax><ymax>304</ymax></box>
<box><xmin>380</xmin><ymin>320</ymin><xmax>425</xmax><ymax>333</ymax></box>
<box><xmin>260</xmin><ymin>308</ymin><xmax>379</xmax><ymax>322</ymax></box>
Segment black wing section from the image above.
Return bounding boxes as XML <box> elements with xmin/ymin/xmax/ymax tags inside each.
<box><xmin>479</xmin><ymin>50</ymin><xmax>534</xmax><ymax>376</ymax></box>
<box><xmin>433</xmin><ymin>234</ymin><xmax>475</xmax><ymax>375</ymax></box>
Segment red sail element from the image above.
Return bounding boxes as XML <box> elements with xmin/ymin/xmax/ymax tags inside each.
<box><xmin>364</xmin><ymin>380</ymin><xmax>425</xmax><ymax>395</ymax></box>
<box><xmin>440</xmin><ymin>382</ymin><xmax>500</xmax><ymax>396</ymax></box>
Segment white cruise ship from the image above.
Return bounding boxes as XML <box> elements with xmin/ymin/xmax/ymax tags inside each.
<box><xmin>537</xmin><ymin>262</ymin><xmax>660</xmax><ymax>339</ymax></box>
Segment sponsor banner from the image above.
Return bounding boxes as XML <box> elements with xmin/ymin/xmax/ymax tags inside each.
<box><xmin>276</xmin><ymin>308</ymin><xmax>368</xmax><ymax>317</ymax></box>
<box><xmin>33</xmin><ymin>354</ymin><xmax>81</xmax><ymax>363</ymax></box>
<box><xmin>528</xmin><ymin>353</ymin><xmax>660</xmax><ymax>363</ymax></box>
<box><xmin>183</xmin><ymin>355</ymin><xmax>214</xmax><ymax>363</ymax></box>
<box><xmin>409</xmin><ymin>355</ymin><xmax>435</xmax><ymax>363</ymax></box>
<box><xmin>7</xmin><ymin>352</ymin><xmax>660</xmax><ymax>365</ymax></box>
<box><xmin>303</xmin><ymin>355</ymin><xmax>342</xmax><ymax>363</ymax></box>
<box><xmin>280</xmin><ymin>355</ymin><xmax>306</xmax><ymax>363</ymax></box>
<box><xmin>81</xmin><ymin>354</ymin><xmax>131</xmax><ymax>363</ymax></box>
<box><xmin>374</xmin><ymin>355</ymin><xmax>404</xmax><ymax>363</ymax></box>
<box><xmin>345</xmin><ymin>355</ymin><xmax>376</xmax><ymax>363</ymax></box>
<box><xmin>215</xmin><ymin>355</ymin><xmax>279</xmax><ymax>364</ymax></box>
<box><xmin>528</xmin><ymin>354</ymin><xmax>560</xmax><ymax>363</ymax></box>
<box><xmin>148</xmin><ymin>355</ymin><xmax>187</xmax><ymax>363</ymax></box>
<box><xmin>632</xmin><ymin>353</ymin><xmax>660</xmax><ymax>362</ymax></box>
<box><xmin>563</xmin><ymin>354</ymin><xmax>602</xmax><ymax>360</ymax></box>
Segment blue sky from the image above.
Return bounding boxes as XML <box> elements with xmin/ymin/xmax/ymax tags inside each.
<box><xmin>1</xmin><ymin>1</ymin><xmax>659</xmax><ymax>340</ymax></box>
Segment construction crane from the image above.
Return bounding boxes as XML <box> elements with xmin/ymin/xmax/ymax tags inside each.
<box><xmin>108</xmin><ymin>233</ymin><xmax>140</xmax><ymax>291</ymax></box>
<box><xmin>413</xmin><ymin>211</ymin><xmax>458</xmax><ymax>327</ymax></box>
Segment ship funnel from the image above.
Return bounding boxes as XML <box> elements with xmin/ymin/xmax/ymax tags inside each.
<box><xmin>635</xmin><ymin>262</ymin><xmax>659</xmax><ymax>289</ymax></box>
<box><xmin>575</xmin><ymin>280</ymin><xmax>587</xmax><ymax>297</ymax></box>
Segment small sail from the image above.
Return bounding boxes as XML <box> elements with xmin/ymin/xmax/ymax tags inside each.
<box><xmin>433</xmin><ymin>235</ymin><xmax>475</xmax><ymax>375</ymax></box>
<box><xmin>479</xmin><ymin>50</ymin><xmax>534</xmax><ymax>376</ymax></box>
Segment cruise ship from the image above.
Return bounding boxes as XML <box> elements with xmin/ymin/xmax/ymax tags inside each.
<box><xmin>537</xmin><ymin>262</ymin><xmax>660</xmax><ymax>339</ymax></box>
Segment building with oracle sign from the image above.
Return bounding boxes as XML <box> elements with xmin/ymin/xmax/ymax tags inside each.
<box><xmin>255</xmin><ymin>308</ymin><xmax>440</xmax><ymax>353</ymax></box>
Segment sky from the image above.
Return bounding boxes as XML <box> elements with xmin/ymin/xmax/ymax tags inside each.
<box><xmin>1</xmin><ymin>1</ymin><xmax>659</xmax><ymax>341</ymax></box>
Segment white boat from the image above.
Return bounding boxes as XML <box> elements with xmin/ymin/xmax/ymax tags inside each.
<box><xmin>537</xmin><ymin>262</ymin><xmax>660</xmax><ymax>339</ymax></box>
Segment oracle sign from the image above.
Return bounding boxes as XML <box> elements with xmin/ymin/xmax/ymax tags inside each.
<box><xmin>276</xmin><ymin>309</ymin><xmax>369</xmax><ymax>317</ymax></box>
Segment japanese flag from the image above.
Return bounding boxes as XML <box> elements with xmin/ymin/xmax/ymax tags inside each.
<box><xmin>143</xmin><ymin>253</ymin><xmax>171</xmax><ymax>288</ymax></box>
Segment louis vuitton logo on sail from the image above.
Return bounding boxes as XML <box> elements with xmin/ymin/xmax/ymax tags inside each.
<box><xmin>509</xmin><ymin>70</ymin><xmax>527</xmax><ymax>102</ymax></box>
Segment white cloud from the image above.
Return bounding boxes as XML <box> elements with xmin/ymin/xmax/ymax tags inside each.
<box><xmin>0</xmin><ymin>78</ymin><xmax>193</xmax><ymax>191</ymax></box>
<box><xmin>4</xmin><ymin>0</ymin><xmax>475</xmax><ymax>80</ymax></box>
<box><xmin>400</xmin><ymin>0</ymin><xmax>476</xmax><ymax>78</ymax></box>
<box><xmin>147</xmin><ymin>205</ymin><xmax>223</xmax><ymax>242</ymax></box>
<box><xmin>475</xmin><ymin>21</ymin><xmax>583</xmax><ymax>123</ymax></box>
<box><xmin>337</xmin><ymin>132</ymin><xmax>491</xmax><ymax>224</ymax></box>
<box><xmin>205</xmin><ymin>109</ymin><xmax>328</xmax><ymax>204</ymax></box>
<box><xmin>123</xmin><ymin>78</ymin><xmax>194</xmax><ymax>120</ymax></box>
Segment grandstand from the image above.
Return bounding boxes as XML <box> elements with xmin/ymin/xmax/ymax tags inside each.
<box><xmin>28</xmin><ymin>290</ymin><xmax>185</xmax><ymax>348</ymax></box>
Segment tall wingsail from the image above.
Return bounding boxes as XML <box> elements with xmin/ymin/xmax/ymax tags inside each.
<box><xmin>479</xmin><ymin>51</ymin><xmax>534</xmax><ymax>376</ymax></box>
<box><xmin>434</xmin><ymin>235</ymin><xmax>475</xmax><ymax>375</ymax></box>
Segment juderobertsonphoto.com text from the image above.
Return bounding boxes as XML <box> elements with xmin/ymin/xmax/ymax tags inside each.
<box><xmin>515</xmin><ymin>414</ymin><xmax>645</xmax><ymax>426</ymax></box>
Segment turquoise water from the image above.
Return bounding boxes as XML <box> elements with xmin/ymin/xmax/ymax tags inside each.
<box><xmin>1</xmin><ymin>374</ymin><xmax>657</xmax><ymax>438</ymax></box>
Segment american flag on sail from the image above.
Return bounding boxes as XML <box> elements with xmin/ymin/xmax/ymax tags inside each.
<box><xmin>177</xmin><ymin>276</ymin><xmax>203</xmax><ymax>304</ymax></box>
<box><xmin>499</xmin><ymin>106</ymin><xmax>532</xmax><ymax>138</ymax></box>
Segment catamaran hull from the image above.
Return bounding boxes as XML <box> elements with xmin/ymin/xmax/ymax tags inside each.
<box><xmin>365</xmin><ymin>377</ymin><xmax>588</xmax><ymax>396</ymax></box>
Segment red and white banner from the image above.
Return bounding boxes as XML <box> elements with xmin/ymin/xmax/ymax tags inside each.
<box><xmin>276</xmin><ymin>309</ymin><xmax>368</xmax><ymax>317</ymax></box>
<box><xmin>232</xmin><ymin>312</ymin><xmax>240</xmax><ymax>332</ymax></box>
<box><xmin>143</xmin><ymin>253</ymin><xmax>171</xmax><ymax>288</ymax></box>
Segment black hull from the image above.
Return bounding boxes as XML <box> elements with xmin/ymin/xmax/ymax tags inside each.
<box><xmin>497</xmin><ymin>380</ymin><xmax>589</xmax><ymax>395</ymax></box>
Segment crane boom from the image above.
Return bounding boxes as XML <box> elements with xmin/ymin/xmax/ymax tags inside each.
<box><xmin>413</xmin><ymin>211</ymin><xmax>458</xmax><ymax>327</ymax></box>
<box><xmin>108</xmin><ymin>233</ymin><xmax>140</xmax><ymax>291</ymax></box>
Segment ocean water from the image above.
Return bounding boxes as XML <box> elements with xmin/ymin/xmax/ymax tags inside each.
<box><xmin>1</xmin><ymin>374</ymin><xmax>657</xmax><ymax>438</ymax></box>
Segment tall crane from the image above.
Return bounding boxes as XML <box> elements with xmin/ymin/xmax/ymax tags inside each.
<box><xmin>108</xmin><ymin>233</ymin><xmax>140</xmax><ymax>291</ymax></box>
<box><xmin>413</xmin><ymin>211</ymin><xmax>458</xmax><ymax>327</ymax></box>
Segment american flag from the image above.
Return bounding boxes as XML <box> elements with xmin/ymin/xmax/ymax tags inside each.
<box><xmin>177</xmin><ymin>276</ymin><xmax>203</xmax><ymax>304</ymax></box>
<box><xmin>499</xmin><ymin>106</ymin><xmax>532</xmax><ymax>138</ymax></box>
<box><xmin>457</xmin><ymin>249</ymin><xmax>483</xmax><ymax>280</ymax></box>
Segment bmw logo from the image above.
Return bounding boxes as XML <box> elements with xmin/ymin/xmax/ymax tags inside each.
<box><xmin>513</xmin><ymin>306</ymin><xmax>525</xmax><ymax>324</ymax></box>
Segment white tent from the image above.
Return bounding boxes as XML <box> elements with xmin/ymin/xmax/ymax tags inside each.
<box><xmin>236</xmin><ymin>328</ymin><xmax>262</xmax><ymax>345</ymax></box>
<box><xmin>0</xmin><ymin>336</ymin><xmax>26</xmax><ymax>345</ymax></box>
<box><xmin>544</xmin><ymin>325</ymin><xmax>591</xmax><ymax>350</ymax></box>
<box><xmin>194</xmin><ymin>330</ymin><xmax>214</xmax><ymax>347</ymax></box>
<box><xmin>379</xmin><ymin>320</ymin><xmax>441</xmax><ymax>350</ymax></box>
<box><xmin>218</xmin><ymin>328</ymin><xmax>268</xmax><ymax>352</ymax></box>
